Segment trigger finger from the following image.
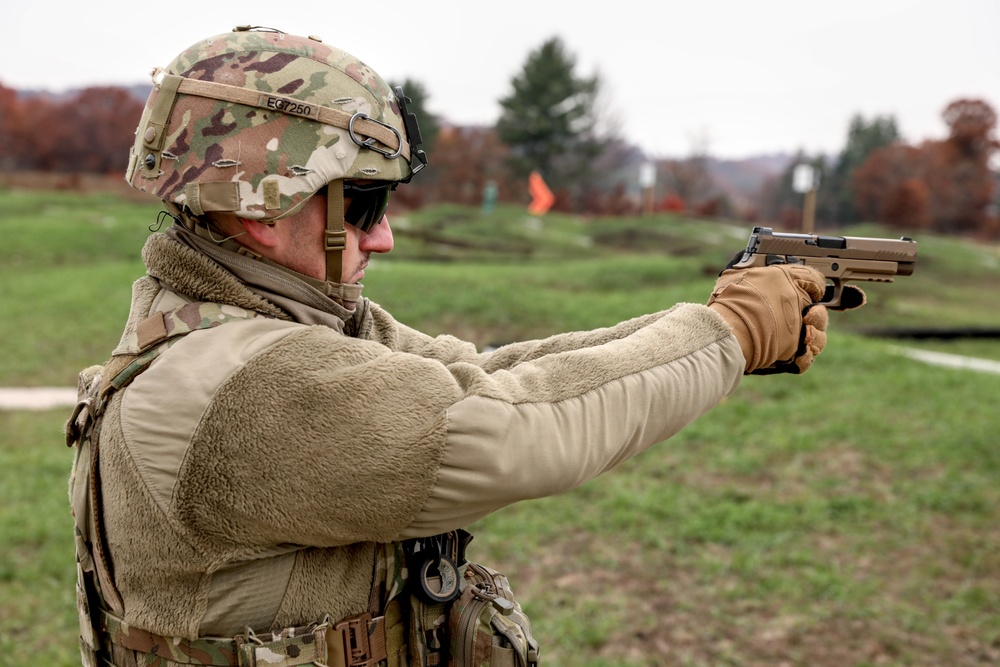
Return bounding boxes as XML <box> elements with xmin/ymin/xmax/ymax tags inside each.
<box><xmin>803</xmin><ymin>304</ymin><xmax>829</xmax><ymax>331</ymax></box>
<box><xmin>788</xmin><ymin>265</ymin><xmax>827</xmax><ymax>300</ymax></box>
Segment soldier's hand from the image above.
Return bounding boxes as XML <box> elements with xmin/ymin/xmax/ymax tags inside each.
<box><xmin>707</xmin><ymin>264</ymin><xmax>830</xmax><ymax>374</ymax></box>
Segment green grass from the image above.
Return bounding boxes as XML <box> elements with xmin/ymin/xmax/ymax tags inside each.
<box><xmin>0</xmin><ymin>409</ymin><xmax>79</xmax><ymax>665</ymax></box>
<box><xmin>2</xmin><ymin>189</ymin><xmax>1000</xmax><ymax>666</ymax></box>
<box><xmin>0</xmin><ymin>190</ymin><xmax>153</xmax><ymax>384</ymax></box>
<box><xmin>468</xmin><ymin>334</ymin><xmax>1000</xmax><ymax>665</ymax></box>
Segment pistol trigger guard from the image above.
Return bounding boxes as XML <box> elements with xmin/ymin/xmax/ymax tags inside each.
<box><xmin>821</xmin><ymin>283</ymin><xmax>844</xmax><ymax>310</ymax></box>
<box><xmin>819</xmin><ymin>281</ymin><xmax>867</xmax><ymax>311</ymax></box>
<box><xmin>722</xmin><ymin>250</ymin><xmax>747</xmax><ymax>272</ymax></box>
<box><xmin>837</xmin><ymin>284</ymin><xmax>867</xmax><ymax>311</ymax></box>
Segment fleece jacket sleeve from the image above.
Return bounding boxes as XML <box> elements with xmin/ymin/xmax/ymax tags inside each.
<box><xmin>402</xmin><ymin>303</ymin><xmax>744</xmax><ymax>536</ymax></box>
<box><xmin>368</xmin><ymin>300</ymin><xmax>672</xmax><ymax>370</ymax></box>
<box><xmin>123</xmin><ymin>303</ymin><xmax>742</xmax><ymax>552</ymax></box>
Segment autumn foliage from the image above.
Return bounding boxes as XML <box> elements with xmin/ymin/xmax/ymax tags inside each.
<box><xmin>1</xmin><ymin>78</ymin><xmax>997</xmax><ymax>238</ymax></box>
<box><xmin>854</xmin><ymin>99</ymin><xmax>999</xmax><ymax>236</ymax></box>
<box><xmin>419</xmin><ymin>126</ymin><xmax>517</xmax><ymax>206</ymax></box>
<box><xmin>0</xmin><ymin>82</ymin><xmax>144</xmax><ymax>174</ymax></box>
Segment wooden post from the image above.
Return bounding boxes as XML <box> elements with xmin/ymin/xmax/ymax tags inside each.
<box><xmin>793</xmin><ymin>163</ymin><xmax>819</xmax><ymax>233</ymax></box>
<box><xmin>803</xmin><ymin>189</ymin><xmax>816</xmax><ymax>233</ymax></box>
<box><xmin>639</xmin><ymin>162</ymin><xmax>655</xmax><ymax>216</ymax></box>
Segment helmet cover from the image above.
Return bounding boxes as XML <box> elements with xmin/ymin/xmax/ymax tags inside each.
<box><xmin>126</xmin><ymin>27</ymin><xmax>422</xmax><ymax>221</ymax></box>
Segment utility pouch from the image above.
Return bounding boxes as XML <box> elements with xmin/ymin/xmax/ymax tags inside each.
<box><xmin>408</xmin><ymin>594</ymin><xmax>450</xmax><ymax>666</ymax></box>
<box><xmin>403</xmin><ymin>532</ymin><xmax>538</xmax><ymax>667</ymax></box>
<box><xmin>404</xmin><ymin>531</ymin><xmax>464</xmax><ymax>666</ymax></box>
<box><xmin>447</xmin><ymin>562</ymin><xmax>539</xmax><ymax>667</ymax></box>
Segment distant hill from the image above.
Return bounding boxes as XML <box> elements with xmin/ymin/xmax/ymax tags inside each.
<box><xmin>705</xmin><ymin>154</ymin><xmax>792</xmax><ymax>211</ymax></box>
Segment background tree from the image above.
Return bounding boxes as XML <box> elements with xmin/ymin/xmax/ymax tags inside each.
<box><xmin>389</xmin><ymin>78</ymin><xmax>441</xmax><ymax>209</ymax></box>
<box><xmin>496</xmin><ymin>37</ymin><xmax>602</xmax><ymax>209</ymax></box>
<box><xmin>853</xmin><ymin>144</ymin><xmax>934</xmax><ymax>229</ymax></box>
<box><xmin>817</xmin><ymin>113</ymin><xmax>900</xmax><ymax>225</ymax></box>
<box><xmin>655</xmin><ymin>132</ymin><xmax>722</xmax><ymax>215</ymax></box>
<box><xmin>59</xmin><ymin>87</ymin><xmax>145</xmax><ymax>173</ymax></box>
<box><xmin>390</xmin><ymin>78</ymin><xmax>440</xmax><ymax>154</ymax></box>
<box><xmin>581</xmin><ymin>138</ymin><xmax>644</xmax><ymax>215</ymax></box>
<box><xmin>0</xmin><ymin>83</ymin><xmax>26</xmax><ymax>170</ymax></box>
<box><xmin>0</xmin><ymin>86</ymin><xmax>143</xmax><ymax>173</ymax></box>
<box><xmin>943</xmin><ymin>98</ymin><xmax>999</xmax><ymax>158</ymax></box>
<box><xmin>425</xmin><ymin>125</ymin><xmax>515</xmax><ymax>207</ymax></box>
<box><xmin>854</xmin><ymin>98</ymin><xmax>998</xmax><ymax>236</ymax></box>
<box><xmin>931</xmin><ymin>98</ymin><xmax>998</xmax><ymax>233</ymax></box>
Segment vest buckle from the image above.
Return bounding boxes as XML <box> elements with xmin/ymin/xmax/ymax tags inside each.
<box><xmin>326</xmin><ymin>612</ymin><xmax>387</xmax><ymax>667</ymax></box>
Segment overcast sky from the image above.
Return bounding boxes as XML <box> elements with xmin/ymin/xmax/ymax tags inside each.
<box><xmin>3</xmin><ymin>0</ymin><xmax>998</xmax><ymax>160</ymax></box>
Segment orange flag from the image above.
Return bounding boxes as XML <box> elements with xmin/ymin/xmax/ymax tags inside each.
<box><xmin>527</xmin><ymin>171</ymin><xmax>555</xmax><ymax>215</ymax></box>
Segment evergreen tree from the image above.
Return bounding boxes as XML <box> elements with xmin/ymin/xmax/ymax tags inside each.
<box><xmin>818</xmin><ymin>114</ymin><xmax>900</xmax><ymax>225</ymax></box>
<box><xmin>496</xmin><ymin>37</ymin><xmax>602</xmax><ymax>207</ymax></box>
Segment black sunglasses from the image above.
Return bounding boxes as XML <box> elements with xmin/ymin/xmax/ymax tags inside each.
<box><xmin>343</xmin><ymin>181</ymin><xmax>395</xmax><ymax>233</ymax></box>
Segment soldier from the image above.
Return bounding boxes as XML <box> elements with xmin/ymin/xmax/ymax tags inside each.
<box><xmin>66</xmin><ymin>26</ymin><xmax>838</xmax><ymax>667</ymax></box>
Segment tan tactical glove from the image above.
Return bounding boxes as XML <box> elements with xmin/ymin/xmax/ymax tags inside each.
<box><xmin>707</xmin><ymin>264</ymin><xmax>830</xmax><ymax>374</ymax></box>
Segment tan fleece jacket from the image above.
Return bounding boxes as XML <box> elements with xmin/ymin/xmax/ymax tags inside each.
<box><xmin>96</xmin><ymin>231</ymin><xmax>743</xmax><ymax>641</ymax></box>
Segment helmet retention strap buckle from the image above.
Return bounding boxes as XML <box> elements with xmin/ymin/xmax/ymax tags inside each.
<box><xmin>326</xmin><ymin>180</ymin><xmax>345</xmax><ymax>285</ymax></box>
<box><xmin>349</xmin><ymin>113</ymin><xmax>403</xmax><ymax>159</ymax></box>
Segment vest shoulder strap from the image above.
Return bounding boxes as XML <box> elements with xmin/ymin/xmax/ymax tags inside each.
<box><xmin>109</xmin><ymin>301</ymin><xmax>264</xmax><ymax>394</ymax></box>
<box><xmin>66</xmin><ymin>301</ymin><xmax>263</xmax><ymax>666</ymax></box>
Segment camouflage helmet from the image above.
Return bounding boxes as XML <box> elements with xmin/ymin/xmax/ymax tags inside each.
<box><xmin>125</xmin><ymin>26</ymin><xmax>426</xmax><ymax>296</ymax></box>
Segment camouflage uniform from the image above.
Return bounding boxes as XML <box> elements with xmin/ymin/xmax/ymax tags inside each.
<box><xmin>68</xmin><ymin>27</ymin><xmax>746</xmax><ymax>667</ymax></box>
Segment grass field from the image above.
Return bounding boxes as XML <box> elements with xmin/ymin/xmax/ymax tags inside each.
<box><xmin>1</xmin><ymin>187</ymin><xmax>998</xmax><ymax>666</ymax></box>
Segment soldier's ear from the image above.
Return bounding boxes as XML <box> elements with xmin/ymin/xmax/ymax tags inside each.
<box><xmin>239</xmin><ymin>218</ymin><xmax>280</xmax><ymax>248</ymax></box>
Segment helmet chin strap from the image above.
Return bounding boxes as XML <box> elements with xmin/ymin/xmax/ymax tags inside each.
<box><xmin>165</xmin><ymin>184</ymin><xmax>364</xmax><ymax>309</ymax></box>
<box><xmin>325</xmin><ymin>179</ymin><xmax>364</xmax><ymax>307</ymax></box>
<box><xmin>325</xmin><ymin>180</ymin><xmax>345</xmax><ymax>284</ymax></box>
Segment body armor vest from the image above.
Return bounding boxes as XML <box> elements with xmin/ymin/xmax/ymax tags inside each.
<box><xmin>66</xmin><ymin>303</ymin><xmax>537</xmax><ymax>667</ymax></box>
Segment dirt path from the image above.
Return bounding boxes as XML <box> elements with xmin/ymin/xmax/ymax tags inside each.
<box><xmin>0</xmin><ymin>387</ymin><xmax>78</xmax><ymax>411</ymax></box>
<box><xmin>893</xmin><ymin>347</ymin><xmax>1000</xmax><ymax>374</ymax></box>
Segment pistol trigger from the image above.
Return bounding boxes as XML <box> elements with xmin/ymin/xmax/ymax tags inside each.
<box><xmin>821</xmin><ymin>283</ymin><xmax>846</xmax><ymax>310</ymax></box>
